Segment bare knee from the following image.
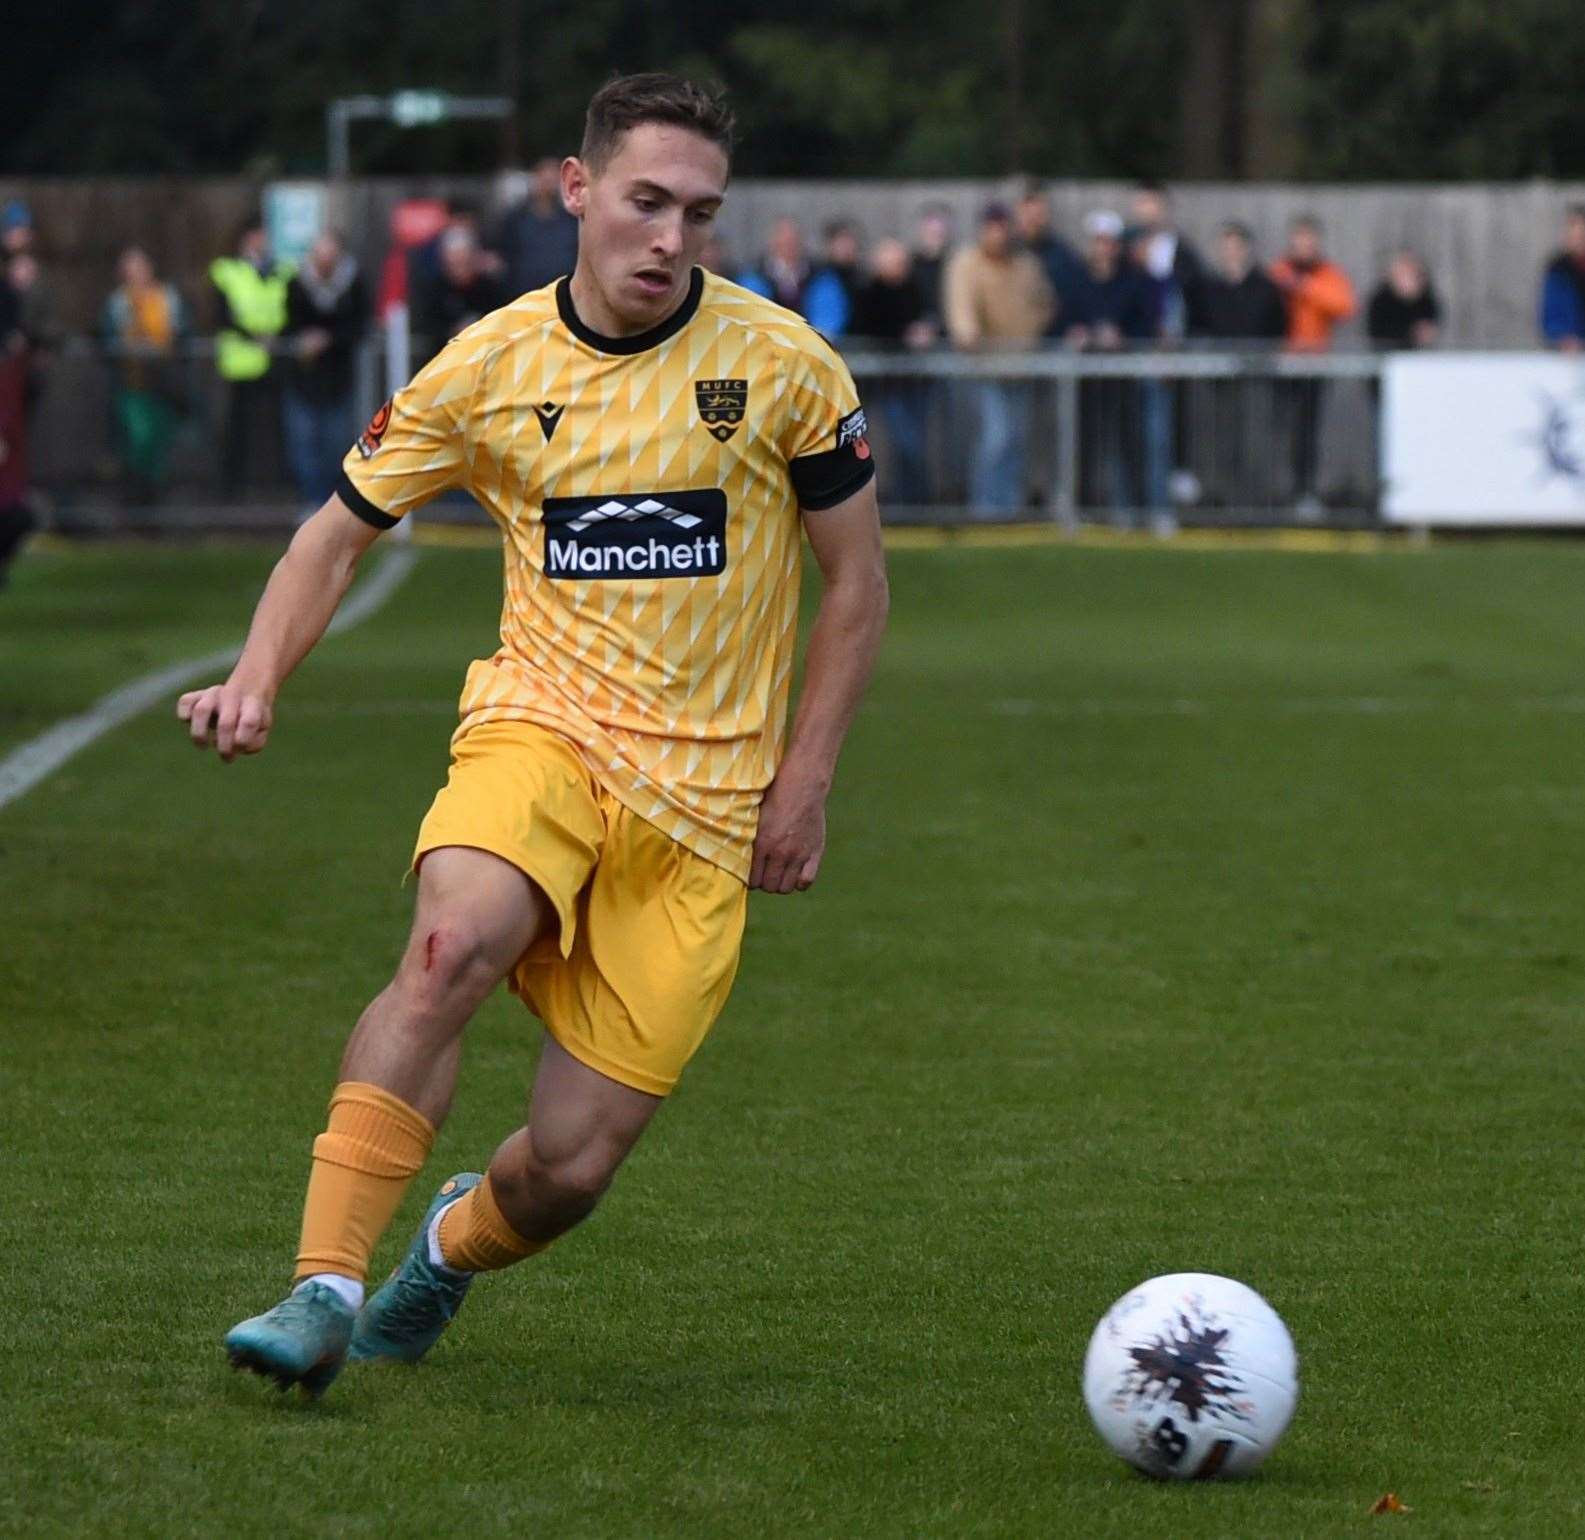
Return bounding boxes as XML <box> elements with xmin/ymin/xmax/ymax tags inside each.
<box><xmin>392</xmin><ymin>922</ymin><xmax>507</xmax><ymax>1019</ymax></box>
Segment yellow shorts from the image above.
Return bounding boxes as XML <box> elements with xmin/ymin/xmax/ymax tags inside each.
<box><xmin>413</xmin><ymin>720</ymin><xmax>747</xmax><ymax>1097</ymax></box>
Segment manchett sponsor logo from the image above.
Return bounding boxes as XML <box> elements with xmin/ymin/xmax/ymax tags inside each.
<box><xmin>542</xmin><ymin>490</ymin><xmax>728</xmax><ymax>580</ymax></box>
<box><xmin>547</xmin><ymin>534</ymin><xmax>724</xmax><ymax>576</ymax></box>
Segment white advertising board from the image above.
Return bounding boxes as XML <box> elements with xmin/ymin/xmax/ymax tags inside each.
<box><xmin>264</xmin><ymin>182</ymin><xmax>327</xmax><ymax>268</ymax></box>
<box><xmin>1383</xmin><ymin>352</ymin><xmax>1585</xmax><ymax>525</ymax></box>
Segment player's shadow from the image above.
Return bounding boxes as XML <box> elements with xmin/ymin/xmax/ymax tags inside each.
<box><xmin>216</xmin><ymin>1368</ymin><xmax>359</xmax><ymax>1419</ymax></box>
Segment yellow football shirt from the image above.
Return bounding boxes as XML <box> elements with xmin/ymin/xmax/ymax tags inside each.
<box><xmin>338</xmin><ymin>268</ymin><xmax>874</xmax><ymax>881</ymax></box>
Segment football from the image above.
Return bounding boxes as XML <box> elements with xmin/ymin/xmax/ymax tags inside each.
<box><xmin>1082</xmin><ymin>1272</ymin><xmax>1299</xmax><ymax>1480</ymax></box>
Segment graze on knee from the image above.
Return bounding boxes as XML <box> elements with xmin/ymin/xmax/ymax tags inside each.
<box><xmin>402</xmin><ymin>923</ymin><xmax>497</xmax><ymax>995</ymax></box>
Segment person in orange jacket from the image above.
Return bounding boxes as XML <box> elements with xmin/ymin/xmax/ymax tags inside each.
<box><xmin>1270</xmin><ymin>215</ymin><xmax>1356</xmax><ymax>515</ymax></box>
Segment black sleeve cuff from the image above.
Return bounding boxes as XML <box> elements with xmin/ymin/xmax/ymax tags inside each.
<box><xmin>793</xmin><ymin>455</ymin><xmax>876</xmax><ymax>511</ymax></box>
<box><xmin>789</xmin><ymin>403</ymin><xmax>876</xmax><ymax>510</ymax></box>
<box><xmin>335</xmin><ymin>470</ymin><xmax>400</xmax><ymax>530</ymax></box>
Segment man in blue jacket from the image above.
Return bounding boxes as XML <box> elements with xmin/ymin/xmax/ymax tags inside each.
<box><xmin>1540</xmin><ymin>206</ymin><xmax>1585</xmax><ymax>350</ymax></box>
<box><xmin>739</xmin><ymin>218</ymin><xmax>856</xmax><ymax>336</ymax></box>
<box><xmin>1062</xmin><ymin>210</ymin><xmax>1160</xmax><ymax>521</ymax></box>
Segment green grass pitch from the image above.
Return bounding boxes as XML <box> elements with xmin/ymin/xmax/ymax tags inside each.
<box><xmin>4</xmin><ymin>536</ymin><xmax>1585</xmax><ymax>1537</ymax></box>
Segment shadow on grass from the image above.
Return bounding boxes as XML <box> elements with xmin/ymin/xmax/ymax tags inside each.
<box><xmin>216</xmin><ymin>1367</ymin><xmax>360</xmax><ymax>1420</ymax></box>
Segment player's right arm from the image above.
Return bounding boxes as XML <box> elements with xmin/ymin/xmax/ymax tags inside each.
<box><xmin>177</xmin><ymin>496</ymin><xmax>381</xmax><ymax>761</ymax></box>
<box><xmin>181</xmin><ymin>325</ymin><xmax>481</xmax><ymax>762</ymax></box>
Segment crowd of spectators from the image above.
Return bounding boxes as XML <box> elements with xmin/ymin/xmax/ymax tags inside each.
<box><xmin>698</xmin><ymin>183</ymin><xmax>1416</xmax><ymax>522</ymax></box>
<box><xmin>9</xmin><ymin>181</ymin><xmax>1585</xmax><ymax>539</ymax></box>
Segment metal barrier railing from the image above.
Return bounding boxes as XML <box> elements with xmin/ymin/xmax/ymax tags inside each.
<box><xmin>24</xmin><ymin>332</ymin><xmax>1384</xmax><ymax>529</ymax></box>
<box><xmin>840</xmin><ymin>346</ymin><xmax>1385</xmax><ymax>528</ymax></box>
<box><xmin>26</xmin><ymin>335</ymin><xmax>390</xmax><ymax>523</ymax></box>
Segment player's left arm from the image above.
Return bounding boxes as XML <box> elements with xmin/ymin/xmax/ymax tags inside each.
<box><xmin>750</xmin><ymin>479</ymin><xmax>889</xmax><ymax>895</ymax></box>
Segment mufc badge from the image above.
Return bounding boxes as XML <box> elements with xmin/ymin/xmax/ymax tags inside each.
<box><xmin>356</xmin><ymin>397</ymin><xmax>393</xmax><ymax>459</ymax></box>
<box><xmin>695</xmin><ymin>378</ymin><xmax>748</xmax><ymax>442</ymax></box>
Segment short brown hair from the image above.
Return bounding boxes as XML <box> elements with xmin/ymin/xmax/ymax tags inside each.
<box><xmin>580</xmin><ymin>73</ymin><xmax>735</xmax><ymax>172</ymax></box>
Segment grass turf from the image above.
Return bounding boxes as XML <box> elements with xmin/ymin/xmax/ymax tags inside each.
<box><xmin>4</xmin><ymin>537</ymin><xmax>1585</xmax><ymax>1538</ymax></box>
<box><xmin>0</xmin><ymin>542</ymin><xmax>280</xmax><ymax>757</ymax></box>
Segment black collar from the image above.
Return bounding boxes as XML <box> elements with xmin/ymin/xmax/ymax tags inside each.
<box><xmin>556</xmin><ymin>267</ymin><xmax>704</xmax><ymax>355</ymax></box>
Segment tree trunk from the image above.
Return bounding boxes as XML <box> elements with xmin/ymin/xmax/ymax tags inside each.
<box><xmin>1178</xmin><ymin>0</ymin><xmax>1304</xmax><ymax>178</ymax></box>
<box><xmin>1178</xmin><ymin>0</ymin><xmax>1244</xmax><ymax>178</ymax></box>
<box><xmin>1005</xmin><ymin>0</ymin><xmax>1027</xmax><ymax>174</ymax></box>
<box><xmin>1244</xmin><ymin>0</ymin><xmax>1305</xmax><ymax>178</ymax></box>
<box><xmin>499</xmin><ymin>0</ymin><xmax>522</xmax><ymax>168</ymax></box>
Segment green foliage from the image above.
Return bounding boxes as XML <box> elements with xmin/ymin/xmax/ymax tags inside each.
<box><xmin>5</xmin><ymin>0</ymin><xmax>1185</xmax><ymax>177</ymax></box>
<box><xmin>1300</xmin><ymin>0</ymin><xmax>1585</xmax><ymax>178</ymax></box>
<box><xmin>7</xmin><ymin>3</ymin><xmax>1585</xmax><ymax>187</ymax></box>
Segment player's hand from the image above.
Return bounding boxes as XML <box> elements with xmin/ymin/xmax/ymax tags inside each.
<box><xmin>750</xmin><ymin>770</ymin><xmax>827</xmax><ymax>894</ymax></box>
<box><xmin>176</xmin><ymin>683</ymin><xmax>274</xmax><ymax>763</ymax></box>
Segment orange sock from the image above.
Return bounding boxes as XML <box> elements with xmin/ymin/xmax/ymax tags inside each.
<box><xmin>294</xmin><ymin>1082</ymin><xmax>436</xmax><ymax>1283</ymax></box>
<box><xmin>437</xmin><ymin>1173</ymin><xmax>547</xmax><ymax>1272</ymax></box>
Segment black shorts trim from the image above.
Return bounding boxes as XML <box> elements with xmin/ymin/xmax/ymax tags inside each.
<box><xmin>335</xmin><ymin>470</ymin><xmax>400</xmax><ymax>530</ymax></box>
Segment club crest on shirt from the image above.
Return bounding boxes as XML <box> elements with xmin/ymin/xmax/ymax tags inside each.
<box><xmin>695</xmin><ymin>378</ymin><xmax>748</xmax><ymax>442</ymax></box>
<box><xmin>356</xmin><ymin>397</ymin><xmax>393</xmax><ymax>459</ymax></box>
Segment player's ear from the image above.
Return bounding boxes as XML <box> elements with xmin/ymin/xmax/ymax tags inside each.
<box><xmin>562</xmin><ymin>157</ymin><xmax>590</xmax><ymax>219</ymax></box>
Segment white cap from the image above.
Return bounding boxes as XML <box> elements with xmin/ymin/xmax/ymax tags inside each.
<box><xmin>1084</xmin><ymin>209</ymin><xmax>1124</xmax><ymax>240</ymax></box>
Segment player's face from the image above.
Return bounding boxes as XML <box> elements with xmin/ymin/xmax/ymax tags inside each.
<box><xmin>564</xmin><ymin>124</ymin><xmax>728</xmax><ymax>334</ymax></box>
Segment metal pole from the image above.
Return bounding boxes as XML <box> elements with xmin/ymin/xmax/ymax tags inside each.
<box><xmin>327</xmin><ymin>101</ymin><xmax>350</xmax><ymax>179</ymax></box>
<box><xmin>384</xmin><ymin>302</ymin><xmax>411</xmax><ymax>397</ymax></box>
<box><xmin>1055</xmin><ymin>374</ymin><xmax>1079</xmax><ymax>526</ymax></box>
<box><xmin>384</xmin><ymin>304</ymin><xmax>414</xmax><ymax>543</ymax></box>
<box><xmin>499</xmin><ymin>0</ymin><xmax>521</xmax><ymax>166</ymax></box>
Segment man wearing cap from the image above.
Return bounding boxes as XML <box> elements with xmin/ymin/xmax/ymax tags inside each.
<box><xmin>944</xmin><ymin>202</ymin><xmax>1054</xmax><ymax>515</ymax></box>
<box><xmin>1062</xmin><ymin>209</ymin><xmax>1159</xmax><ymax>520</ymax></box>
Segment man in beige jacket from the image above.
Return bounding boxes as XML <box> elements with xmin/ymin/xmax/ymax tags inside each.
<box><xmin>944</xmin><ymin>202</ymin><xmax>1054</xmax><ymax>514</ymax></box>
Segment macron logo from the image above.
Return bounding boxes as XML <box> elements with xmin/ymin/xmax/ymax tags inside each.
<box><xmin>533</xmin><ymin>401</ymin><xmax>565</xmax><ymax>442</ymax></box>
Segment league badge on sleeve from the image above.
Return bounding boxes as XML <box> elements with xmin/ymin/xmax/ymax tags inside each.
<box><xmin>356</xmin><ymin>398</ymin><xmax>394</xmax><ymax>459</ymax></box>
<box><xmin>837</xmin><ymin>405</ymin><xmax>871</xmax><ymax>460</ymax></box>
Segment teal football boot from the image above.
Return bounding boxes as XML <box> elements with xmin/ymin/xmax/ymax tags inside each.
<box><xmin>224</xmin><ymin>1280</ymin><xmax>355</xmax><ymax>1397</ymax></box>
<box><xmin>349</xmin><ymin>1172</ymin><xmax>482</xmax><ymax>1364</ymax></box>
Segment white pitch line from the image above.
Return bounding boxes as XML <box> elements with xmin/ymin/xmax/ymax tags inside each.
<box><xmin>985</xmin><ymin>694</ymin><xmax>1585</xmax><ymax>719</ymax></box>
<box><xmin>0</xmin><ymin>545</ymin><xmax>417</xmax><ymax>812</ymax></box>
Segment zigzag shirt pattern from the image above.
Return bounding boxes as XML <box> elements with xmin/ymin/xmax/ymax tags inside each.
<box><xmin>337</xmin><ymin>268</ymin><xmax>874</xmax><ymax>880</ymax></box>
